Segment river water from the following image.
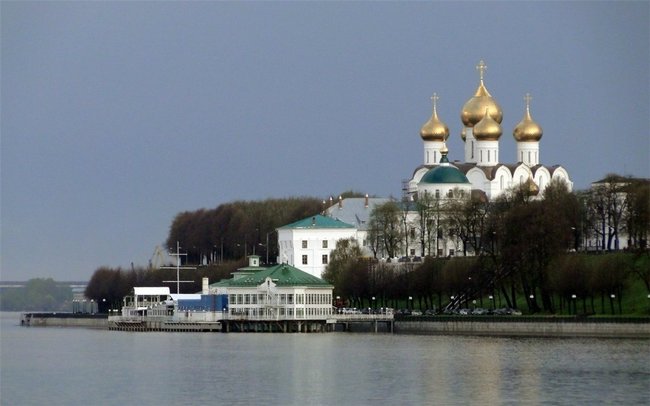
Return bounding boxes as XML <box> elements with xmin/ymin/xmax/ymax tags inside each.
<box><xmin>1</xmin><ymin>313</ymin><xmax>648</xmax><ymax>405</ymax></box>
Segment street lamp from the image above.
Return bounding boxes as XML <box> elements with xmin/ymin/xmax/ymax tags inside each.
<box><xmin>571</xmin><ymin>294</ymin><xmax>577</xmax><ymax>315</ymax></box>
<box><xmin>489</xmin><ymin>295</ymin><xmax>494</xmax><ymax>310</ymax></box>
<box><xmin>408</xmin><ymin>296</ymin><xmax>413</xmax><ymax>311</ymax></box>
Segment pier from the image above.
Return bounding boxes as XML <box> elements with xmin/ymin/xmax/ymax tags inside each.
<box><xmin>106</xmin><ymin>313</ymin><xmax>394</xmax><ymax>333</ymax></box>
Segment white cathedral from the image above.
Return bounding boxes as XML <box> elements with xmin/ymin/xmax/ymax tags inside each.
<box><xmin>408</xmin><ymin>60</ymin><xmax>571</xmax><ymax>201</ymax></box>
<box><xmin>278</xmin><ymin>60</ymin><xmax>574</xmax><ymax>277</ymax></box>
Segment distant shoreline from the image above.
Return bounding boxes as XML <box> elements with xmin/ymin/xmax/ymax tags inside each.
<box><xmin>13</xmin><ymin>312</ymin><xmax>650</xmax><ymax>338</ymax></box>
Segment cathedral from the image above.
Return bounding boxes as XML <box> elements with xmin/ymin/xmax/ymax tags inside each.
<box><xmin>278</xmin><ymin>61</ymin><xmax>576</xmax><ymax>275</ymax></box>
<box><xmin>407</xmin><ymin>60</ymin><xmax>572</xmax><ymax>201</ymax></box>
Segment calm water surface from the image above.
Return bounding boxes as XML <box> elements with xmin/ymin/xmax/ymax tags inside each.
<box><xmin>1</xmin><ymin>312</ymin><xmax>648</xmax><ymax>405</ymax></box>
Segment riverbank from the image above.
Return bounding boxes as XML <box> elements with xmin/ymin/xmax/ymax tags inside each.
<box><xmin>17</xmin><ymin>312</ymin><xmax>650</xmax><ymax>338</ymax></box>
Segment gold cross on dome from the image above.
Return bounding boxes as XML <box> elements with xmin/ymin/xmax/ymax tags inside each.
<box><xmin>476</xmin><ymin>60</ymin><xmax>487</xmax><ymax>80</ymax></box>
<box><xmin>524</xmin><ymin>92</ymin><xmax>532</xmax><ymax>107</ymax></box>
<box><xmin>430</xmin><ymin>92</ymin><xmax>439</xmax><ymax>111</ymax></box>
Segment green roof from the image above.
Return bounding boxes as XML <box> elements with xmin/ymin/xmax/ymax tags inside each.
<box><xmin>210</xmin><ymin>263</ymin><xmax>333</xmax><ymax>288</ymax></box>
<box><xmin>420</xmin><ymin>165</ymin><xmax>470</xmax><ymax>184</ymax></box>
<box><xmin>278</xmin><ymin>214</ymin><xmax>355</xmax><ymax>230</ymax></box>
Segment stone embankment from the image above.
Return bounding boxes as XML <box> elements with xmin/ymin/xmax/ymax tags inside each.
<box><xmin>21</xmin><ymin>312</ymin><xmax>107</xmax><ymax>328</ymax></box>
<box><xmin>394</xmin><ymin>316</ymin><xmax>650</xmax><ymax>338</ymax></box>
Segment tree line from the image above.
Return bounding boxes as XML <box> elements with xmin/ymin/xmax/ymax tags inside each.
<box><xmin>165</xmin><ymin>197</ymin><xmax>324</xmax><ymax>265</ymax></box>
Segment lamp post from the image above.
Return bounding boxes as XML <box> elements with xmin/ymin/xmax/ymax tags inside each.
<box><xmin>571</xmin><ymin>294</ymin><xmax>577</xmax><ymax>315</ymax></box>
<box><xmin>408</xmin><ymin>296</ymin><xmax>413</xmax><ymax>311</ymax></box>
<box><xmin>610</xmin><ymin>294</ymin><xmax>616</xmax><ymax>315</ymax></box>
<box><xmin>489</xmin><ymin>295</ymin><xmax>494</xmax><ymax>310</ymax></box>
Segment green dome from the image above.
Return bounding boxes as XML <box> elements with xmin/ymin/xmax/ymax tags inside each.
<box><xmin>419</xmin><ymin>165</ymin><xmax>470</xmax><ymax>184</ymax></box>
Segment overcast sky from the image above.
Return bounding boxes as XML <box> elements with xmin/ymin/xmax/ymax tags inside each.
<box><xmin>2</xmin><ymin>1</ymin><xmax>648</xmax><ymax>281</ymax></box>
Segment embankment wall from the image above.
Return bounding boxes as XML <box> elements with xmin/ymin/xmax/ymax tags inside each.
<box><xmin>395</xmin><ymin>317</ymin><xmax>650</xmax><ymax>338</ymax></box>
<box><xmin>21</xmin><ymin>313</ymin><xmax>107</xmax><ymax>328</ymax></box>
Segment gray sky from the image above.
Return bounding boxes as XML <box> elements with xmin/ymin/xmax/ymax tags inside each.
<box><xmin>2</xmin><ymin>1</ymin><xmax>649</xmax><ymax>281</ymax></box>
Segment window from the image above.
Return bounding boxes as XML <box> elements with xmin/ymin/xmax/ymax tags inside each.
<box><xmin>322</xmin><ymin>240</ymin><xmax>328</xmax><ymax>249</ymax></box>
<box><xmin>302</xmin><ymin>255</ymin><xmax>308</xmax><ymax>265</ymax></box>
<box><xmin>322</xmin><ymin>254</ymin><xmax>328</xmax><ymax>265</ymax></box>
<box><xmin>449</xmin><ymin>249</ymin><xmax>455</xmax><ymax>256</ymax></box>
<box><xmin>410</xmin><ymin>248</ymin><xmax>415</xmax><ymax>256</ymax></box>
<box><xmin>302</xmin><ymin>240</ymin><xmax>308</xmax><ymax>249</ymax></box>
<box><xmin>435</xmin><ymin>189</ymin><xmax>440</xmax><ymax>199</ymax></box>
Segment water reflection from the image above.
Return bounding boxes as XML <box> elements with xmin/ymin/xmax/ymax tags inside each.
<box><xmin>1</xmin><ymin>314</ymin><xmax>648</xmax><ymax>405</ymax></box>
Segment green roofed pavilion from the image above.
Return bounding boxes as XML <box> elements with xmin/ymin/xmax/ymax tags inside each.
<box><xmin>210</xmin><ymin>263</ymin><xmax>332</xmax><ymax>288</ymax></box>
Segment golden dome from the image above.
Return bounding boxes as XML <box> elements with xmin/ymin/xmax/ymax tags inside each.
<box><xmin>524</xmin><ymin>177</ymin><xmax>540</xmax><ymax>196</ymax></box>
<box><xmin>460</xmin><ymin>127</ymin><xmax>467</xmax><ymax>142</ymax></box>
<box><xmin>420</xmin><ymin>93</ymin><xmax>449</xmax><ymax>142</ymax></box>
<box><xmin>513</xmin><ymin>93</ymin><xmax>543</xmax><ymax>142</ymax></box>
<box><xmin>473</xmin><ymin>108</ymin><xmax>502</xmax><ymax>141</ymax></box>
<box><xmin>461</xmin><ymin>60</ymin><xmax>503</xmax><ymax>128</ymax></box>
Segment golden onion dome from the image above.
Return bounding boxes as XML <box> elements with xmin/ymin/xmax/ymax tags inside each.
<box><xmin>461</xmin><ymin>60</ymin><xmax>503</xmax><ymax>128</ymax></box>
<box><xmin>473</xmin><ymin>108</ymin><xmax>502</xmax><ymax>141</ymax></box>
<box><xmin>513</xmin><ymin>93</ymin><xmax>543</xmax><ymax>142</ymax></box>
<box><xmin>420</xmin><ymin>93</ymin><xmax>449</xmax><ymax>142</ymax></box>
<box><xmin>525</xmin><ymin>177</ymin><xmax>540</xmax><ymax>196</ymax></box>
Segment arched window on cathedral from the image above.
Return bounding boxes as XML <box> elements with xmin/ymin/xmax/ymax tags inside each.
<box><xmin>435</xmin><ymin>189</ymin><xmax>440</xmax><ymax>199</ymax></box>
